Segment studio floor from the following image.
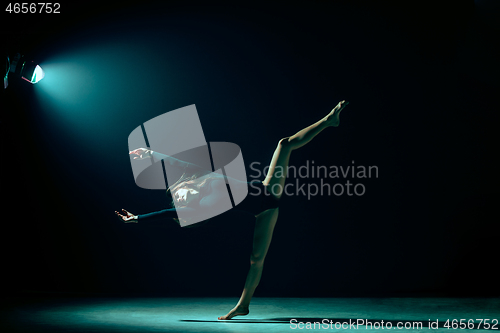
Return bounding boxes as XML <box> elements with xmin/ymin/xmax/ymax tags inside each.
<box><xmin>1</xmin><ymin>296</ymin><xmax>499</xmax><ymax>332</ymax></box>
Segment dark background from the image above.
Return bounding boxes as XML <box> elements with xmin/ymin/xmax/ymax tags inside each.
<box><xmin>2</xmin><ymin>0</ymin><xmax>499</xmax><ymax>298</ymax></box>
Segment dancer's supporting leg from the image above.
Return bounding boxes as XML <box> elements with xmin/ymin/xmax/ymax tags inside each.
<box><xmin>218</xmin><ymin>100</ymin><xmax>348</xmax><ymax>320</ymax></box>
<box><xmin>217</xmin><ymin>207</ymin><xmax>280</xmax><ymax>320</ymax></box>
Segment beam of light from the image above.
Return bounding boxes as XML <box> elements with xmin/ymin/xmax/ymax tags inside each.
<box><xmin>29</xmin><ymin>20</ymin><xmax>231</xmax><ymax>166</ymax></box>
<box><xmin>32</xmin><ymin>39</ymin><xmax>185</xmax><ymax>152</ymax></box>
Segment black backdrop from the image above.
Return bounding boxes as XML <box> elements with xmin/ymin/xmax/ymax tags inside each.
<box><xmin>2</xmin><ymin>1</ymin><xmax>499</xmax><ymax>297</ymax></box>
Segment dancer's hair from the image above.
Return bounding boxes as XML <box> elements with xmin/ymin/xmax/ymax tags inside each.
<box><xmin>166</xmin><ymin>171</ymin><xmax>218</xmax><ymax>226</ymax></box>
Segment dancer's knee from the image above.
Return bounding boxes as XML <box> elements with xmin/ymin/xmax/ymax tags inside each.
<box><xmin>250</xmin><ymin>254</ymin><xmax>265</xmax><ymax>266</ymax></box>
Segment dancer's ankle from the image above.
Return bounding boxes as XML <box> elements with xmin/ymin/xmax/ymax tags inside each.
<box><xmin>236</xmin><ymin>303</ymin><xmax>249</xmax><ymax>310</ymax></box>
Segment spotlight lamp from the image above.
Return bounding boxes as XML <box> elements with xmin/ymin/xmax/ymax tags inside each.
<box><xmin>8</xmin><ymin>53</ymin><xmax>45</xmax><ymax>86</ymax></box>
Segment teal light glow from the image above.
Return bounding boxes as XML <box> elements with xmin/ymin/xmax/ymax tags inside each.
<box><xmin>31</xmin><ymin>65</ymin><xmax>45</xmax><ymax>83</ymax></box>
<box><xmin>32</xmin><ymin>39</ymin><xmax>180</xmax><ymax>152</ymax></box>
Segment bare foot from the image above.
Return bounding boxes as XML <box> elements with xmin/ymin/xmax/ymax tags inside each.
<box><xmin>218</xmin><ymin>305</ymin><xmax>249</xmax><ymax>320</ymax></box>
<box><xmin>325</xmin><ymin>100</ymin><xmax>349</xmax><ymax>127</ymax></box>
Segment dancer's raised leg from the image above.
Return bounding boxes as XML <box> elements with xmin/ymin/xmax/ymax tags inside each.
<box><xmin>218</xmin><ymin>100</ymin><xmax>348</xmax><ymax>320</ymax></box>
<box><xmin>263</xmin><ymin>100</ymin><xmax>348</xmax><ymax>197</ymax></box>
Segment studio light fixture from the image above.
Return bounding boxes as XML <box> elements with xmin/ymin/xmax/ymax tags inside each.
<box><xmin>7</xmin><ymin>53</ymin><xmax>45</xmax><ymax>86</ymax></box>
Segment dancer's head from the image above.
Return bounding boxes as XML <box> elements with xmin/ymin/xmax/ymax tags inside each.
<box><xmin>173</xmin><ymin>187</ymin><xmax>200</xmax><ymax>206</ymax></box>
<box><xmin>168</xmin><ymin>173</ymin><xmax>212</xmax><ymax>207</ymax></box>
<box><xmin>167</xmin><ymin>172</ymin><xmax>216</xmax><ymax>226</ymax></box>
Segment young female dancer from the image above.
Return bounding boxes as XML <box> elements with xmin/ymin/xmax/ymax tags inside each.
<box><xmin>116</xmin><ymin>100</ymin><xmax>349</xmax><ymax>319</ymax></box>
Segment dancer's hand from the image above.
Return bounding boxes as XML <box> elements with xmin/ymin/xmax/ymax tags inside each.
<box><xmin>115</xmin><ymin>209</ymin><xmax>138</xmax><ymax>223</ymax></box>
<box><xmin>129</xmin><ymin>148</ymin><xmax>153</xmax><ymax>160</ymax></box>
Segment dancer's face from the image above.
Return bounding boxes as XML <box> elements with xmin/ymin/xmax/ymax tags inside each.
<box><xmin>174</xmin><ymin>187</ymin><xmax>200</xmax><ymax>205</ymax></box>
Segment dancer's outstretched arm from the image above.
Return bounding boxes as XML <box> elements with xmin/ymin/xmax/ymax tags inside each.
<box><xmin>116</xmin><ymin>179</ymin><xmax>229</xmax><ymax>222</ymax></box>
<box><xmin>115</xmin><ymin>207</ymin><xmax>187</xmax><ymax>222</ymax></box>
<box><xmin>130</xmin><ymin>148</ymin><xmax>207</xmax><ymax>172</ymax></box>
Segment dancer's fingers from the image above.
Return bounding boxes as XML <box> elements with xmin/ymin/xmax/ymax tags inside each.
<box><xmin>122</xmin><ymin>209</ymin><xmax>133</xmax><ymax>216</ymax></box>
